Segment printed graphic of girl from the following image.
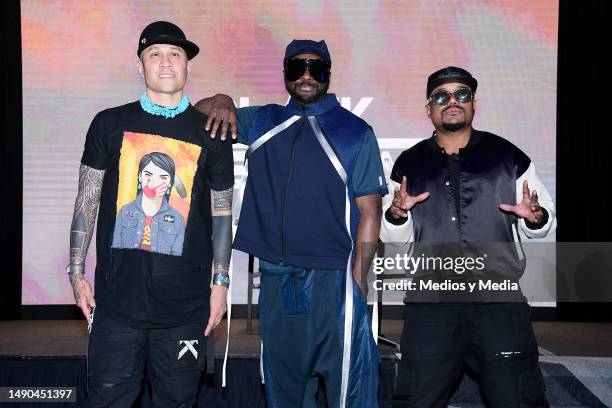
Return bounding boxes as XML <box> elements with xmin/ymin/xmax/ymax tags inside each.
<box><xmin>112</xmin><ymin>152</ymin><xmax>187</xmax><ymax>256</ymax></box>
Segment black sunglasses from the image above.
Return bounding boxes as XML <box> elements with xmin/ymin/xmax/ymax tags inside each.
<box><xmin>429</xmin><ymin>87</ymin><xmax>474</xmax><ymax>106</ymax></box>
<box><xmin>284</xmin><ymin>58</ymin><xmax>331</xmax><ymax>83</ymax></box>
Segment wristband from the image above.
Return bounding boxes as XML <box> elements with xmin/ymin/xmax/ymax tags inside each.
<box><xmin>213</xmin><ymin>271</ymin><xmax>230</xmax><ymax>288</ymax></box>
<box><xmin>66</xmin><ymin>263</ymin><xmax>85</xmax><ymax>275</ymax></box>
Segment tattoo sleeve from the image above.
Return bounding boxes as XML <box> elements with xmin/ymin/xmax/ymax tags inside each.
<box><xmin>69</xmin><ymin>164</ymin><xmax>105</xmax><ymax>273</ymax></box>
<box><xmin>211</xmin><ymin>188</ymin><xmax>233</xmax><ymax>284</ymax></box>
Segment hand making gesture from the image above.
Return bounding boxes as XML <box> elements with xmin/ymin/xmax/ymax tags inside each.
<box><xmin>499</xmin><ymin>180</ymin><xmax>544</xmax><ymax>224</ymax></box>
<box><xmin>388</xmin><ymin>176</ymin><xmax>430</xmax><ymax>219</ymax></box>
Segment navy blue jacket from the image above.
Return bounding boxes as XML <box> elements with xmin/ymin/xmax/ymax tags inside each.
<box><xmin>234</xmin><ymin>95</ymin><xmax>386</xmax><ymax>270</ymax></box>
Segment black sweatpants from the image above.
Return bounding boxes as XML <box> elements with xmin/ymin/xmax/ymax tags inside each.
<box><xmin>395</xmin><ymin>303</ymin><xmax>548</xmax><ymax>408</ymax></box>
<box><xmin>87</xmin><ymin>308</ymin><xmax>206</xmax><ymax>408</ymax></box>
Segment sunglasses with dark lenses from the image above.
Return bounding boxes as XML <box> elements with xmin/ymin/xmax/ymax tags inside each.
<box><xmin>284</xmin><ymin>58</ymin><xmax>331</xmax><ymax>83</ymax></box>
<box><xmin>429</xmin><ymin>87</ymin><xmax>474</xmax><ymax>106</ymax></box>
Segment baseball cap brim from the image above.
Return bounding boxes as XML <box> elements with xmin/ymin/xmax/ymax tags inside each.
<box><xmin>138</xmin><ymin>35</ymin><xmax>200</xmax><ymax>60</ymax></box>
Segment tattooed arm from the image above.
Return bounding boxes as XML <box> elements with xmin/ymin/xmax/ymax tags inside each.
<box><xmin>68</xmin><ymin>164</ymin><xmax>105</xmax><ymax>320</ymax></box>
<box><xmin>204</xmin><ymin>187</ymin><xmax>233</xmax><ymax>336</ymax></box>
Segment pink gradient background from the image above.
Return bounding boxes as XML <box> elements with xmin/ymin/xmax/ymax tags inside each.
<box><xmin>22</xmin><ymin>0</ymin><xmax>558</xmax><ymax>304</ymax></box>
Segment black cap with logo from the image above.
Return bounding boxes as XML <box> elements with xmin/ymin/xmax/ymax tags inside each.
<box><xmin>137</xmin><ymin>21</ymin><xmax>199</xmax><ymax>60</ymax></box>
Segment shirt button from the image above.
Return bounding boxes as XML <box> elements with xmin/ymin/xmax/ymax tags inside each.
<box><xmin>445</xmin><ymin>181</ymin><xmax>450</xmax><ymax>186</ymax></box>
<box><xmin>451</xmin><ymin>216</ymin><xmax>456</xmax><ymax>221</ymax></box>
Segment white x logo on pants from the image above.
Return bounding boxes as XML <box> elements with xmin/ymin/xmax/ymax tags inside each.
<box><xmin>178</xmin><ymin>340</ymin><xmax>199</xmax><ymax>360</ymax></box>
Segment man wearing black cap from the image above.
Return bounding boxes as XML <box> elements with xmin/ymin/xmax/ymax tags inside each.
<box><xmin>196</xmin><ymin>39</ymin><xmax>386</xmax><ymax>407</ymax></box>
<box><xmin>380</xmin><ymin>67</ymin><xmax>555</xmax><ymax>407</ymax></box>
<box><xmin>67</xmin><ymin>21</ymin><xmax>234</xmax><ymax>406</ymax></box>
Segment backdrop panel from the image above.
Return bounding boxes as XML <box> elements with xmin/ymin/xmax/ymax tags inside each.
<box><xmin>21</xmin><ymin>0</ymin><xmax>558</xmax><ymax>304</ymax></box>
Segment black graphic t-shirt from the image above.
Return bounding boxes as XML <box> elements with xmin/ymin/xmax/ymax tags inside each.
<box><xmin>81</xmin><ymin>101</ymin><xmax>234</xmax><ymax>328</ymax></box>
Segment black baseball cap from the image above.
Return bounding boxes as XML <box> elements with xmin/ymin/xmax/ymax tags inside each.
<box><xmin>284</xmin><ymin>39</ymin><xmax>331</xmax><ymax>67</ymax></box>
<box><xmin>426</xmin><ymin>66</ymin><xmax>478</xmax><ymax>97</ymax></box>
<box><xmin>137</xmin><ymin>21</ymin><xmax>199</xmax><ymax>60</ymax></box>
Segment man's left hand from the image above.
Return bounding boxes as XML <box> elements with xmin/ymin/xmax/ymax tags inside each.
<box><xmin>205</xmin><ymin>285</ymin><xmax>228</xmax><ymax>336</ymax></box>
<box><xmin>499</xmin><ymin>180</ymin><xmax>544</xmax><ymax>224</ymax></box>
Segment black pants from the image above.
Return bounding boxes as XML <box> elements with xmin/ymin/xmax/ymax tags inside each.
<box><xmin>87</xmin><ymin>308</ymin><xmax>206</xmax><ymax>408</ymax></box>
<box><xmin>395</xmin><ymin>303</ymin><xmax>548</xmax><ymax>408</ymax></box>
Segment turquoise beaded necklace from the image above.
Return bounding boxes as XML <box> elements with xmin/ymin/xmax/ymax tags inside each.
<box><xmin>139</xmin><ymin>92</ymin><xmax>189</xmax><ymax>119</ymax></box>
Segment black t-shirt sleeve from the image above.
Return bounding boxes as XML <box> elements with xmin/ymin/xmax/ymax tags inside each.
<box><xmin>81</xmin><ymin>111</ymin><xmax>111</xmax><ymax>170</ymax></box>
<box><xmin>205</xmin><ymin>135</ymin><xmax>235</xmax><ymax>191</ymax></box>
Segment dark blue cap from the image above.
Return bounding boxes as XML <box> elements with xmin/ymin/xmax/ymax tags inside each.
<box><xmin>427</xmin><ymin>66</ymin><xmax>477</xmax><ymax>97</ymax></box>
<box><xmin>284</xmin><ymin>39</ymin><xmax>331</xmax><ymax>67</ymax></box>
